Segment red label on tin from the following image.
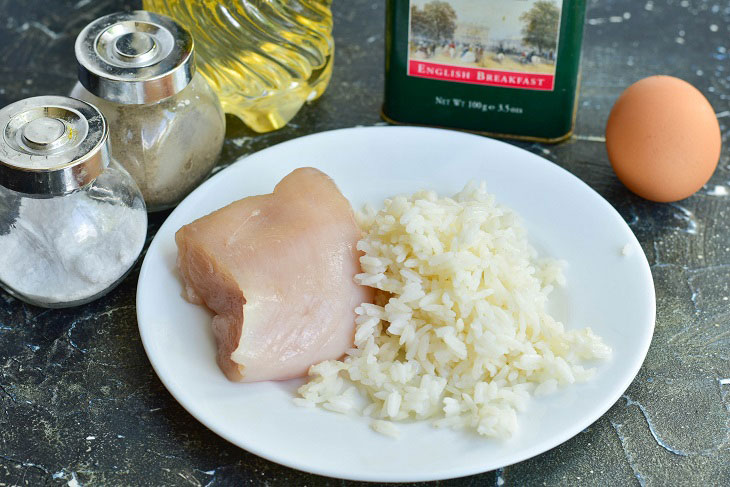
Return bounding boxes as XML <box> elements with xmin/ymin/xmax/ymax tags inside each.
<box><xmin>407</xmin><ymin>0</ymin><xmax>563</xmax><ymax>92</ymax></box>
<box><xmin>408</xmin><ymin>60</ymin><xmax>555</xmax><ymax>90</ymax></box>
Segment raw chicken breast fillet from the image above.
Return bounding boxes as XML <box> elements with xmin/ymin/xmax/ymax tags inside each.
<box><xmin>175</xmin><ymin>167</ymin><xmax>373</xmax><ymax>382</ymax></box>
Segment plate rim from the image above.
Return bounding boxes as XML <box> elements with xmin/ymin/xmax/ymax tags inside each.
<box><xmin>136</xmin><ymin>125</ymin><xmax>656</xmax><ymax>482</ymax></box>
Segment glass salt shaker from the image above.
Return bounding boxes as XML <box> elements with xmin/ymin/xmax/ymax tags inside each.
<box><xmin>0</xmin><ymin>96</ymin><xmax>147</xmax><ymax>308</ymax></box>
<box><xmin>71</xmin><ymin>11</ymin><xmax>226</xmax><ymax>212</ymax></box>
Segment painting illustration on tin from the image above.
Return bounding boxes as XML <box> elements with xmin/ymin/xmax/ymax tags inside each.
<box><xmin>408</xmin><ymin>0</ymin><xmax>563</xmax><ymax>91</ymax></box>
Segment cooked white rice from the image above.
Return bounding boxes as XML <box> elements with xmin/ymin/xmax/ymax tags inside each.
<box><xmin>297</xmin><ymin>181</ymin><xmax>611</xmax><ymax>438</ymax></box>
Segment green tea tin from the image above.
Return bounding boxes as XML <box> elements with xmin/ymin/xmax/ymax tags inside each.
<box><xmin>383</xmin><ymin>0</ymin><xmax>587</xmax><ymax>142</ymax></box>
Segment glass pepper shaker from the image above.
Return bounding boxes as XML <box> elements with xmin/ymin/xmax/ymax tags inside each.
<box><xmin>71</xmin><ymin>11</ymin><xmax>226</xmax><ymax>212</ymax></box>
<box><xmin>0</xmin><ymin>96</ymin><xmax>147</xmax><ymax>308</ymax></box>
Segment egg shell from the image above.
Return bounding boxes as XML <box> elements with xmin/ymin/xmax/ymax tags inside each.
<box><xmin>605</xmin><ymin>75</ymin><xmax>721</xmax><ymax>202</ymax></box>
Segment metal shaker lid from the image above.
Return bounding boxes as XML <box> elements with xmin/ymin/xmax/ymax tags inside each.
<box><xmin>75</xmin><ymin>10</ymin><xmax>195</xmax><ymax>105</ymax></box>
<box><xmin>0</xmin><ymin>96</ymin><xmax>109</xmax><ymax>195</ymax></box>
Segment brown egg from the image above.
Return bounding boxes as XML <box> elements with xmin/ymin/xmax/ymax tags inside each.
<box><xmin>605</xmin><ymin>75</ymin><xmax>721</xmax><ymax>202</ymax></box>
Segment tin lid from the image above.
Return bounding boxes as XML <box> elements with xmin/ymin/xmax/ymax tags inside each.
<box><xmin>75</xmin><ymin>11</ymin><xmax>195</xmax><ymax>105</ymax></box>
<box><xmin>0</xmin><ymin>96</ymin><xmax>109</xmax><ymax>195</ymax></box>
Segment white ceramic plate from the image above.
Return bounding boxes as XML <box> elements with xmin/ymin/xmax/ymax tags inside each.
<box><xmin>137</xmin><ymin>126</ymin><xmax>655</xmax><ymax>482</ymax></box>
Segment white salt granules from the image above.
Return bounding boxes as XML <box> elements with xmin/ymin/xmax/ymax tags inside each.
<box><xmin>0</xmin><ymin>191</ymin><xmax>146</xmax><ymax>305</ymax></box>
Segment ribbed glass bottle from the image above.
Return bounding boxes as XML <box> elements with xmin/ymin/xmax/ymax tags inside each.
<box><xmin>143</xmin><ymin>0</ymin><xmax>334</xmax><ymax>132</ymax></box>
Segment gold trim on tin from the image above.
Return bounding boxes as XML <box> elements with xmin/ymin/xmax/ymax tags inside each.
<box><xmin>380</xmin><ymin>108</ymin><xmax>574</xmax><ymax>144</ymax></box>
<box><xmin>380</xmin><ymin>73</ymin><xmax>585</xmax><ymax>145</ymax></box>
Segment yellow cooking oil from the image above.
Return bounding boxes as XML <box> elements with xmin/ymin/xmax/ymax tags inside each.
<box><xmin>143</xmin><ymin>0</ymin><xmax>334</xmax><ymax>133</ymax></box>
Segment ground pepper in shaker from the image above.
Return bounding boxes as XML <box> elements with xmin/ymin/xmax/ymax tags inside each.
<box><xmin>71</xmin><ymin>11</ymin><xmax>226</xmax><ymax>212</ymax></box>
<box><xmin>0</xmin><ymin>96</ymin><xmax>147</xmax><ymax>308</ymax></box>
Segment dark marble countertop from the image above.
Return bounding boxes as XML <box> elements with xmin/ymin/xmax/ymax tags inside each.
<box><xmin>1</xmin><ymin>0</ymin><xmax>729</xmax><ymax>485</ymax></box>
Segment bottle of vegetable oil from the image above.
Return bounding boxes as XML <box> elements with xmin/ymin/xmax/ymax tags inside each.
<box><xmin>143</xmin><ymin>0</ymin><xmax>334</xmax><ymax>133</ymax></box>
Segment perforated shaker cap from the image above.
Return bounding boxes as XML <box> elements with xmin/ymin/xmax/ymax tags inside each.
<box><xmin>75</xmin><ymin>11</ymin><xmax>195</xmax><ymax>104</ymax></box>
<box><xmin>0</xmin><ymin>96</ymin><xmax>109</xmax><ymax>195</ymax></box>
